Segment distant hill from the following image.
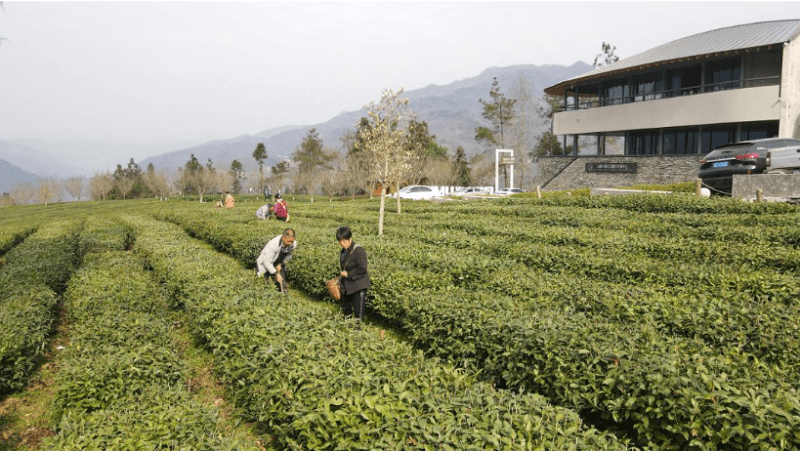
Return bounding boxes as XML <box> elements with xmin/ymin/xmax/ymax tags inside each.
<box><xmin>0</xmin><ymin>140</ymin><xmax>85</xmax><ymax>179</ymax></box>
<box><xmin>139</xmin><ymin>62</ymin><xmax>593</xmax><ymax>173</ymax></box>
<box><xmin>0</xmin><ymin>158</ymin><xmax>40</xmax><ymax>194</ymax></box>
<box><xmin>0</xmin><ymin>62</ymin><xmax>593</xmax><ymax>185</ymax></box>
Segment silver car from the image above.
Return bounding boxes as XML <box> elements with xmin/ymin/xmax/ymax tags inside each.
<box><xmin>496</xmin><ymin>188</ymin><xmax>525</xmax><ymax>196</ymax></box>
<box><xmin>394</xmin><ymin>185</ymin><xmax>438</xmax><ymax>199</ymax></box>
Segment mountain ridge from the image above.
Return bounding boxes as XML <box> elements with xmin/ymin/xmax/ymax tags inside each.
<box><xmin>0</xmin><ymin>61</ymin><xmax>593</xmax><ymax>181</ymax></box>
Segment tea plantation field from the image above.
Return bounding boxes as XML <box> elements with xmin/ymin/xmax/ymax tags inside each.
<box><xmin>1</xmin><ymin>193</ymin><xmax>799</xmax><ymax>450</ymax></box>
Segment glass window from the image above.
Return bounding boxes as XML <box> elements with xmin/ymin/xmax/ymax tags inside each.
<box><xmin>632</xmin><ymin>73</ymin><xmax>663</xmax><ymax>101</ymax></box>
<box><xmin>705</xmin><ymin>57</ymin><xmax>741</xmax><ymax>92</ymax></box>
<box><xmin>701</xmin><ymin>127</ymin><xmax>737</xmax><ymax>153</ymax></box>
<box><xmin>739</xmin><ymin>122</ymin><xmax>778</xmax><ymax>141</ymax></box>
<box><xmin>663</xmin><ymin>129</ymin><xmax>698</xmax><ymax>154</ymax></box>
<box><xmin>667</xmin><ymin>65</ymin><xmax>701</xmax><ymax>97</ymax></box>
<box><xmin>627</xmin><ymin>130</ymin><xmax>659</xmax><ymax>155</ymax></box>
<box><xmin>602</xmin><ymin>78</ymin><xmax>630</xmax><ymax>106</ymax></box>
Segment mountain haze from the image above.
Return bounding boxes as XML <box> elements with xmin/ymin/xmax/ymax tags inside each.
<box><xmin>0</xmin><ymin>158</ymin><xmax>40</xmax><ymax>194</ymax></box>
<box><xmin>137</xmin><ymin>62</ymin><xmax>592</xmax><ymax>173</ymax></box>
<box><xmin>0</xmin><ymin>62</ymin><xmax>593</xmax><ymax>183</ymax></box>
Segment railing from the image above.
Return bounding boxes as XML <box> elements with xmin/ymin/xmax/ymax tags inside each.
<box><xmin>557</xmin><ymin>76</ymin><xmax>780</xmax><ymax>112</ymax></box>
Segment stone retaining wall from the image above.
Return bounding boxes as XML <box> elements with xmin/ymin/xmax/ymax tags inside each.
<box><xmin>732</xmin><ymin>173</ymin><xmax>800</xmax><ymax>199</ymax></box>
<box><xmin>537</xmin><ymin>155</ymin><xmax>704</xmax><ymax>190</ymax></box>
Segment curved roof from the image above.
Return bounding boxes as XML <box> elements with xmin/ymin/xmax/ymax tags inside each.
<box><xmin>545</xmin><ymin>19</ymin><xmax>800</xmax><ymax>96</ymax></box>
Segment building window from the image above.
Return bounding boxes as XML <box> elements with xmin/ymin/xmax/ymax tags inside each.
<box><xmin>667</xmin><ymin>65</ymin><xmax>702</xmax><ymax>96</ymax></box>
<box><xmin>701</xmin><ymin>126</ymin><xmax>737</xmax><ymax>153</ymax></box>
<box><xmin>705</xmin><ymin>56</ymin><xmax>741</xmax><ymax>92</ymax></box>
<box><xmin>663</xmin><ymin>129</ymin><xmax>698</xmax><ymax>154</ymax></box>
<box><xmin>632</xmin><ymin>72</ymin><xmax>664</xmax><ymax>101</ymax></box>
<box><xmin>739</xmin><ymin>122</ymin><xmax>779</xmax><ymax>141</ymax></box>
<box><xmin>602</xmin><ymin>78</ymin><xmax>630</xmax><ymax>106</ymax></box>
<box><xmin>627</xmin><ymin>130</ymin><xmax>659</xmax><ymax>155</ymax></box>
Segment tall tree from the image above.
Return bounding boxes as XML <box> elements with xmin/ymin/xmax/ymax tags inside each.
<box><xmin>292</xmin><ymin>128</ymin><xmax>336</xmax><ymax>198</ymax></box>
<box><xmin>114</xmin><ymin>166</ymin><xmax>136</xmax><ymax>200</ymax></box>
<box><xmin>252</xmin><ymin>142</ymin><xmax>268</xmax><ymax>197</ymax></box>
<box><xmin>360</xmin><ymin>88</ymin><xmax>421</xmax><ymax>235</ymax></box>
<box><xmin>475</xmin><ymin>77</ymin><xmax>516</xmax><ymax>187</ymax></box>
<box><xmin>63</xmin><ymin>177</ymin><xmax>84</xmax><ymax>201</ymax></box>
<box><xmin>179</xmin><ymin>154</ymin><xmax>203</xmax><ymax>195</ymax></box>
<box><xmin>593</xmin><ymin>42</ymin><xmax>619</xmax><ymax>68</ymax></box>
<box><xmin>343</xmin><ymin>119</ymin><xmax>377</xmax><ymax>198</ymax></box>
<box><xmin>452</xmin><ymin>146</ymin><xmax>471</xmax><ymax>187</ymax></box>
<box><xmin>229</xmin><ymin>160</ymin><xmax>244</xmax><ymax>194</ymax></box>
<box><xmin>9</xmin><ymin>182</ymin><xmax>35</xmax><ymax>205</ymax></box>
<box><xmin>269</xmin><ymin>161</ymin><xmax>290</xmax><ymax>195</ymax></box>
<box><xmin>90</xmin><ymin>171</ymin><xmax>114</xmax><ymax>201</ymax></box>
<box><xmin>507</xmin><ymin>74</ymin><xmax>541</xmax><ymax>189</ymax></box>
<box><xmin>36</xmin><ymin>178</ymin><xmax>59</xmax><ymax>205</ymax></box>
<box><xmin>531</xmin><ymin>94</ymin><xmax>567</xmax><ymax>158</ymax></box>
<box><xmin>475</xmin><ymin>77</ymin><xmax>516</xmax><ymax>149</ymax></box>
<box><xmin>142</xmin><ymin>165</ymin><xmax>170</xmax><ymax>201</ymax></box>
<box><xmin>407</xmin><ymin>120</ymin><xmax>447</xmax><ymax>158</ymax></box>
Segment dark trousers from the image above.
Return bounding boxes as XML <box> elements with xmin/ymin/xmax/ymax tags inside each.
<box><xmin>266</xmin><ymin>265</ymin><xmax>288</xmax><ymax>293</ymax></box>
<box><xmin>343</xmin><ymin>289</ymin><xmax>367</xmax><ymax>320</ymax></box>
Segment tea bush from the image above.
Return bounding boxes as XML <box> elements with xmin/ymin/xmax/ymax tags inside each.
<box><xmin>128</xmin><ymin>213</ymin><xmax>627</xmax><ymax>450</ymax></box>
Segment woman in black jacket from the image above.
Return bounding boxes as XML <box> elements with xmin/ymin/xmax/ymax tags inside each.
<box><xmin>336</xmin><ymin>226</ymin><xmax>370</xmax><ymax>323</ymax></box>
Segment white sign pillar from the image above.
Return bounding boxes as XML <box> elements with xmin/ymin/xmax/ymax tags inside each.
<box><xmin>495</xmin><ymin>149</ymin><xmax>514</xmax><ymax>193</ymax></box>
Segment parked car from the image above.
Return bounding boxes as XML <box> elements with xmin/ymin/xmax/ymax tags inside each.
<box><xmin>453</xmin><ymin>187</ymin><xmax>490</xmax><ymax>196</ymax></box>
<box><xmin>698</xmin><ymin>137</ymin><xmax>800</xmax><ymax>194</ymax></box>
<box><xmin>766</xmin><ymin>145</ymin><xmax>800</xmax><ymax>174</ymax></box>
<box><xmin>496</xmin><ymin>188</ymin><xmax>525</xmax><ymax>196</ymax></box>
<box><xmin>394</xmin><ymin>185</ymin><xmax>438</xmax><ymax>200</ymax></box>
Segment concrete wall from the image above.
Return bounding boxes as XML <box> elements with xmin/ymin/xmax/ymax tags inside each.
<box><xmin>780</xmin><ymin>37</ymin><xmax>800</xmax><ymax>139</ymax></box>
<box><xmin>732</xmin><ymin>174</ymin><xmax>800</xmax><ymax>199</ymax></box>
<box><xmin>538</xmin><ymin>155</ymin><xmax>704</xmax><ymax>190</ymax></box>
<box><xmin>553</xmin><ymin>86</ymin><xmax>780</xmax><ymax>136</ymax></box>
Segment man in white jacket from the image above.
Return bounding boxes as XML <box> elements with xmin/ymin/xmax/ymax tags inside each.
<box><xmin>256</xmin><ymin>228</ymin><xmax>297</xmax><ymax>293</ymax></box>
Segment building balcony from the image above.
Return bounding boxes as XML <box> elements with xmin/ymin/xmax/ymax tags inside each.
<box><xmin>553</xmin><ymin>84</ymin><xmax>781</xmax><ymax>136</ymax></box>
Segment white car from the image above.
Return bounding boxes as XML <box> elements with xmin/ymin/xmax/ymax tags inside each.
<box><xmin>496</xmin><ymin>188</ymin><xmax>525</xmax><ymax>196</ymax></box>
<box><xmin>453</xmin><ymin>187</ymin><xmax>490</xmax><ymax>196</ymax></box>
<box><xmin>394</xmin><ymin>185</ymin><xmax>438</xmax><ymax>199</ymax></box>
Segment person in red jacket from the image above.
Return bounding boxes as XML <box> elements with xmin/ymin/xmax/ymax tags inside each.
<box><xmin>273</xmin><ymin>194</ymin><xmax>289</xmax><ymax>221</ymax></box>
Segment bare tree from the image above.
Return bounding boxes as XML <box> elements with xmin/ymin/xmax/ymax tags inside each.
<box><xmin>320</xmin><ymin>155</ymin><xmax>346</xmax><ymax>200</ymax></box>
<box><xmin>9</xmin><ymin>182</ymin><xmax>35</xmax><ymax>205</ymax></box>
<box><xmin>63</xmin><ymin>177</ymin><xmax>85</xmax><ymax>201</ymax></box>
<box><xmin>215</xmin><ymin>170</ymin><xmax>232</xmax><ymax>197</ymax></box>
<box><xmin>189</xmin><ymin>168</ymin><xmax>216</xmax><ymax>203</ymax></box>
<box><xmin>143</xmin><ymin>169</ymin><xmax>170</xmax><ymax>200</ymax></box>
<box><xmin>36</xmin><ymin>178</ymin><xmax>60</xmax><ymax>205</ymax></box>
<box><xmin>115</xmin><ymin>173</ymin><xmax>136</xmax><ymax>200</ymax></box>
<box><xmin>469</xmin><ymin>153</ymin><xmax>495</xmax><ymax>186</ymax></box>
<box><xmin>508</xmin><ymin>74</ymin><xmax>541</xmax><ymax>190</ymax></box>
<box><xmin>423</xmin><ymin>156</ymin><xmax>457</xmax><ymax>187</ymax></box>
<box><xmin>361</xmin><ymin>88</ymin><xmax>421</xmax><ymax>235</ymax></box>
<box><xmin>172</xmin><ymin>168</ymin><xmax>187</xmax><ymax>197</ymax></box>
<box><xmin>90</xmin><ymin>171</ymin><xmax>114</xmax><ymax>201</ymax></box>
<box><xmin>341</xmin><ymin>151</ymin><xmax>371</xmax><ymax>198</ymax></box>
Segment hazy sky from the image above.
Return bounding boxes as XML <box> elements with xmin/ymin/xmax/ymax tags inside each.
<box><xmin>2</xmin><ymin>1</ymin><xmax>800</xmax><ymax>150</ymax></box>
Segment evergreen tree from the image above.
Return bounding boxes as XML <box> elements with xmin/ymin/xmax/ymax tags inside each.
<box><xmin>407</xmin><ymin>120</ymin><xmax>447</xmax><ymax>158</ymax></box>
<box><xmin>475</xmin><ymin>77</ymin><xmax>516</xmax><ymax>149</ymax></box>
<box><xmin>230</xmin><ymin>160</ymin><xmax>243</xmax><ymax>193</ymax></box>
<box><xmin>452</xmin><ymin>146</ymin><xmax>471</xmax><ymax>186</ymax></box>
<box><xmin>293</xmin><ymin>128</ymin><xmax>334</xmax><ymax>175</ymax></box>
<box><xmin>252</xmin><ymin>142</ymin><xmax>268</xmax><ymax>195</ymax></box>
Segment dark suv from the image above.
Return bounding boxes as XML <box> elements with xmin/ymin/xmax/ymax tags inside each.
<box><xmin>698</xmin><ymin>137</ymin><xmax>800</xmax><ymax>194</ymax></box>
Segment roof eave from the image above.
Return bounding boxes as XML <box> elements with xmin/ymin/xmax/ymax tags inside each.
<box><xmin>544</xmin><ymin>43</ymin><xmax>782</xmax><ymax>97</ymax></box>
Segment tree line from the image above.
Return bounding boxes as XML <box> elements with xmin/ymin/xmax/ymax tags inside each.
<box><xmin>2</xmin><ymin>43</ymin><xmax>619</xmax><ymax>208</ymax></box>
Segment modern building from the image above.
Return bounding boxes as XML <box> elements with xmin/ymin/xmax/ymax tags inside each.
<box><xmin>538</xmin><ymin>19</ymin><xmax>800</xmax><ymax>190</ymax></box>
